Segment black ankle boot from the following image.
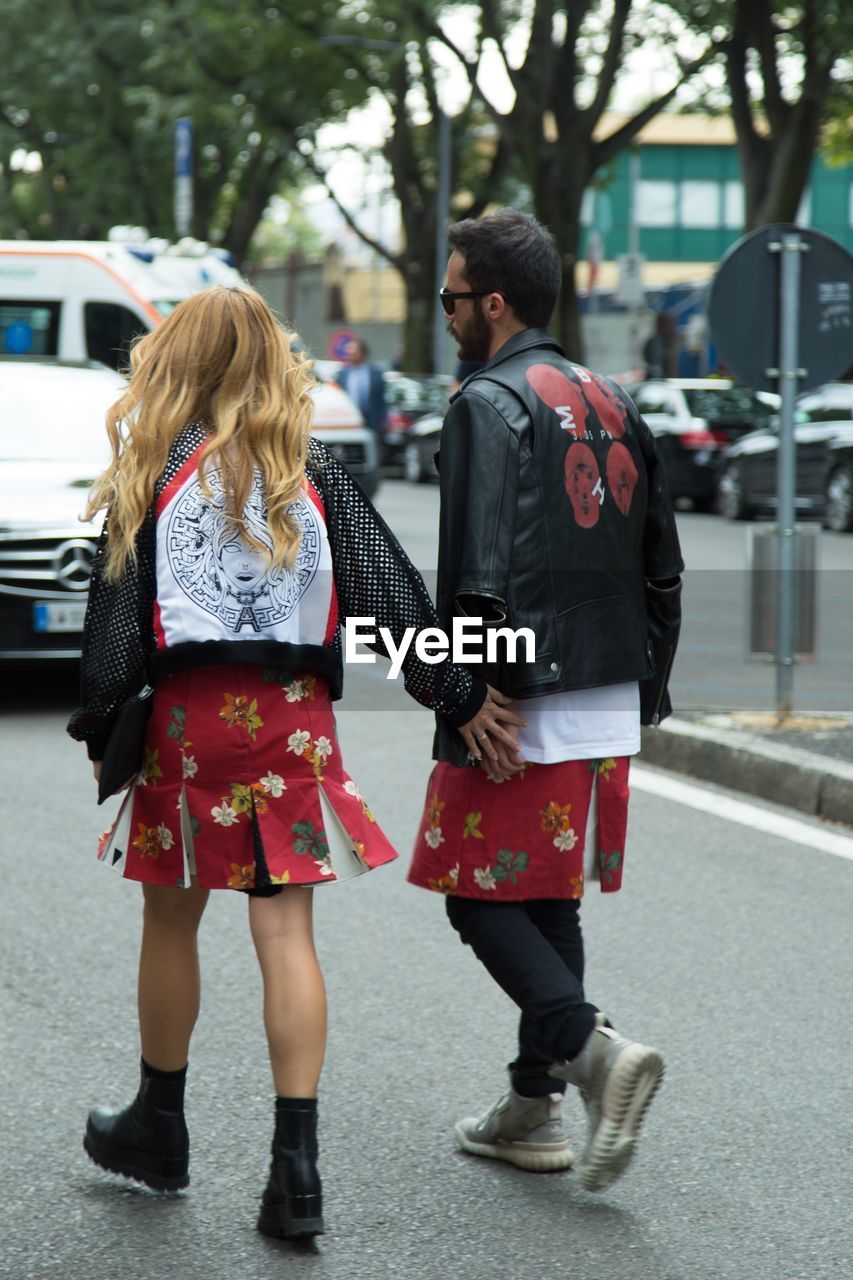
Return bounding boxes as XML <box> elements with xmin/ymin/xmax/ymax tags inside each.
<box><xmin>84</xmin><ymin>1058</ymin><xmax>190</xmax><ymax>1191</ymax></box>
<box><xmin>258</xmin><ymin>1098</ymin><xmax>324</xmax><ymax>1238</ymax></box>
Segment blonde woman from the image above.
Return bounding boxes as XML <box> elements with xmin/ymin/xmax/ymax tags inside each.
<box><xmin>68</xmin><ymin>287</ymin><xmax>520</xmax><ymax>1238</ymax></box>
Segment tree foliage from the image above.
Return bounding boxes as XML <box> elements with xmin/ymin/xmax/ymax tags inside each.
<box><xmin>0</xmin><ymin>0</ymin><xmax>371</xmax><ymax>259</ymax></box>
<box><xmin>2</xmin><ymin>0</ymin><xmax>849</xmax><ymax>365</ymax></box>
<box><xmin>319</xmin><ymin>1</ymin><xmax>851</xmax><ymax>363</ymax></box>
<box><xmin>682</xmin><ymin>0</ymin><xmax>853</xmax><ymax>227</ymax></box>
<box><xmin>418</xmin><ymin>1</ymin><xmax>721</xmax><ymax>359</ymax></box>
<box><xmin>291</xmin><ymin>2</ymin><xmax>517</xmax><ymax>369</ymax></box>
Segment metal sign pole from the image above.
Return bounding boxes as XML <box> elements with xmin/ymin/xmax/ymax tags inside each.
<box><xmin>772</xmin><ymin>233</ymin><xmax>805</xmax><ymax>722</ymax></box>
<box><xmin>174</xmin><ymin>117</ymin><xmax>193</xmax><ymax>239</ymax></box>
<box><xmin>432</xmin><ymin>108</ymin><xmax>452</xmax><ymax>376</ymax></box>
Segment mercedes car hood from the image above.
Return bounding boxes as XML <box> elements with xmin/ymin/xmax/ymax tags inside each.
<box><xmin>0</xmin><ymin>460</ymin><xmax>105</xmax><ymax>532</ymax></box>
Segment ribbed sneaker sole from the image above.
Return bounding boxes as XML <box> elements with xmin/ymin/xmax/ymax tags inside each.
<box><xmin>83</xmin><ymin>1132</ymin><xmax>189</xmax><ymax>1192</ymax></box>
<box><xmin>454</xmin><ymin>1121</ymin><xmax>573</xmax><ymax>1172</ymax></box>
<box><xmin>579</xmin><ymin>1044</ymin><xmax>664</xmax><ymax>1193</ymax></box>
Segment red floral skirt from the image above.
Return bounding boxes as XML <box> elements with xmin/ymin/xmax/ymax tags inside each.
<box><xmin>98</xmin><ymin>665</ymin><xmax>398</xmax><ymax>891</ymax></box>
<box><xmin>407</xmin><ymin>757</ymin><xmax>631</xmax><ymax>901</ymax></box>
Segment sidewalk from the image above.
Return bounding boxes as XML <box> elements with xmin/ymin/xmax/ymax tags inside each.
<box><xmin>639</xmin><ymin>711</ymin><xmax>853</xmax><ymax>829</ymax></box>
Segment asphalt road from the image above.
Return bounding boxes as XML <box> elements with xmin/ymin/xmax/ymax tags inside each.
<box><xmin>2</xmin><ymin>483</ymin><xmax>853</xmax><ymax>1280</ymax></box>
<box><xmin>3</xmin><ymin>696</ymin><xmax>853</xmax><ymax>1280</ymax></box>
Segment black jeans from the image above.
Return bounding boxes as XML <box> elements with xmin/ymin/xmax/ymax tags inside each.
<box><xmin>445</xmin><ymin>897</ymin><xmax>598</xmax><ymax>1098</ymax></box>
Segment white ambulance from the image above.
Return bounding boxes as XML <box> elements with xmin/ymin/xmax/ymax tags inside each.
<box><xmin>0</xmin><ymin>232</ymin><xmax>379</xmax><ymax>493</ymax></box>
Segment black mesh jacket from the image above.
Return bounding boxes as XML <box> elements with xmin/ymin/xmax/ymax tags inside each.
<box><xmin>67</xmin><ymin>430</ymin><xmax>485</xmax><ymax>760</ymax></box>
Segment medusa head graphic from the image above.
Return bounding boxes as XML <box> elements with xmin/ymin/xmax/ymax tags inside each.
<box><xmin>166</xmin><ymin>467</ymin><xmax>321</xmax><ymax>631</ymax></box>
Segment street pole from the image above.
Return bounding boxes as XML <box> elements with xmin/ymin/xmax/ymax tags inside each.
<box><xmin>432</xmin><ymin>107</ymin><xmax>452</xmax><ymax>376</ymax></box>
<box><xmin>173</xmin><ymin>117</ymin><xmax>193</xmax><ymax>238</ymax></box>
<box><xmin>772</xmin><ymin>232</ymin><xmax>806</xmax><ymax>723</ymax></box>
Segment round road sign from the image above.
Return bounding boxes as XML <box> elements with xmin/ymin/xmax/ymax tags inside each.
<box><xmin>327</xmin><ymin>327</ymin><xmax>358</xmax><ymax>362</ymax></box>
<box><xmin>708</xmin><ymin>224</ymin><xmax>853</xmax><ymax>393</ymax></box>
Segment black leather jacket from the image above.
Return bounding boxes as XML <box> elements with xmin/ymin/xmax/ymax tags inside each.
<box><xmin>434</xmin><ymin>328</ymin><xmax>684</xmax><ymax>765</ymax></box>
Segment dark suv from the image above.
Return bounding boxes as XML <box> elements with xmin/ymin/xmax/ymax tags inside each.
<box><xmin>718</xmin><ymin>382</ymin><xmax>853</xmax><ymax>531</ymax></box>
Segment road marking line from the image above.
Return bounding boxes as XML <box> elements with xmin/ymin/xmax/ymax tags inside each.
<box><xmin>631</xmin><ymin>766</ymin><xmax>853</xmax><ymax>862</ymax></box>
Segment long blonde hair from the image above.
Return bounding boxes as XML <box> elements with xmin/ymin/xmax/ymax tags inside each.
<box><xmin>86</xmin><ymin>285</ymin><xmax>315</xmax><ymax>581</ymax></box>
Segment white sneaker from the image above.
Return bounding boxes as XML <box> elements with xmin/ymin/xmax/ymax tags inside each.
<box><xmin>454</xmin><ymin>1087</ymin><xmax>574</xmax><ymax>1172</ymax></box>
<box><xmin>550</xmin><ymin>1014</ymin><xmax>664</xmax><ymax>1192</ymax></box>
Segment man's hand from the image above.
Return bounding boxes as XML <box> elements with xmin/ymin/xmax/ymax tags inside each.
<box><xmin>458</xmin><ymin>685</ymin><xmax>526</xmax><ymax>765</ymax></box>
<box><xmin>478</xmin><ymin>738</ymin><xmax>527</xmax><ymax>783</ymax></box>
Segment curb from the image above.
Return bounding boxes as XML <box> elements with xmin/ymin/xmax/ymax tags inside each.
<box><xmin>639</xmin><ymin>718</ymin><xmax>853</xmax><ymax>829</ymax></box>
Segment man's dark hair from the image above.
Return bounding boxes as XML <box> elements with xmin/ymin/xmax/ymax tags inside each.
<box><xmin>446</xmin><ymin>209</ymin><xmax>561</xmax><ymax>328</ymax></box>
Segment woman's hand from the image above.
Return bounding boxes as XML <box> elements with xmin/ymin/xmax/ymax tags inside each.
<box><xmin>458</xmin><ymin>685</ymin><xmax>526</xmax><ymax>766</ymax></box>
<box><xmin>478</xmin><ymin>738</ymin><xmax>527</xmax><ymax>783</ymax></box>
<box><xmin>92</xmin><ymin>760</ymin><xmax>102</xmax><ymax>783</ymax></box>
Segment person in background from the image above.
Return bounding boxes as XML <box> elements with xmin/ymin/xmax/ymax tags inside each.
<box><xmin>408</xmin><ymin>208</ymin><xmax>683</xmax><ymax>1194</ymax></box>
<box><xmin>336</xmin><ymin>335</ymin><xmax>388</xmax><ymax>437</ymax></box>
<box><xmin>68</xmin><ymin>286</ymin><xmax>521</xmax><ymax>1238</ymax></box>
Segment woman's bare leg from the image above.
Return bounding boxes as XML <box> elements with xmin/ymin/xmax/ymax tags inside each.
<box><xmin>248</xmin><ymin>889</ymin><xmax>327</xmax><ymax>1096</ymax></box>
<box><xmin>137</xmin><ymin>882</ymin><xmax>209</xmax><ymax>1071</ymax></box>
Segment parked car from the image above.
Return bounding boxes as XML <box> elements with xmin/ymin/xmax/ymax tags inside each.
<box><xmin>382</xmin><ymin>373</ymin><xmax>452</xmax><ymax>469</ymax></box>
<box><xmin>0</xmin><ymin>354</ymin><xmax>381</xmax><ymax>663</ymax></box>
<box><xmin>717</xmin><ymin>383</ymin><xmax>853</xmax><ymax>532</ymax></box>
<box><xmin>305</xmin><ymin>361</ymin><xmax>380</xmax><ymax>499</ymax></box>
<box><xmin>630</xmin><ymin>379</ymin><xmax>780</xmax><ymax>509</ymax></box>
<box><xmin>401</xmin><ymin>410</ymin><xmax>444</xmax><ymax>484</ymax></box>
<box><xmin>0</xmin><ymin>358</ymin><xmax>119</xmax><ymax>659</ymax></box>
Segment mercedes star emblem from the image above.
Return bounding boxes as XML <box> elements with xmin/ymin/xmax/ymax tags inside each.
<box><xmin>53</xmin><ymin>539</ymin><xmax>96</xmax><ymax>591</ymax></box>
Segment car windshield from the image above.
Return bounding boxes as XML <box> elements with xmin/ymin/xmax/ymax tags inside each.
<box><xmin>683</xmin><ymin>387</ymin><xmax>778</xmax><ymax>421</ymax></box>
<box><xmin>0</xmin><ymin>365</ymin><xmax>122</xmax><ymax>460</ymax></box>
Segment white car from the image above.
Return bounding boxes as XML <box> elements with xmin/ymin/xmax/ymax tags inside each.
<box><xmin>0</xmin><ymin>358</ymin><xmax>377</xmax><ymax>660</ymax></box>
<box><xmin>306</xmin><ymin>365</ymin><xmax>380</xmax><ymax>498</ymax></box>
<box><xmin>630</xmin><ymin>378</ymin><xmax>779</xmax><ymax>509</ymax></box>
<box><xmin>0</xmin><ymin>237</ymin><xmax>379</xmax><ymax>499</ymax></box>
<box><xmin>0</xmin><ymin>360</ymin><xmax>119</xmax><ymax>658</ymax></box>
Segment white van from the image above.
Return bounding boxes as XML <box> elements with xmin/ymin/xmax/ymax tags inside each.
<box><xmin>0</xmin><ymin>235</ymin><xmax>379</xmax><ymax>494</ymax></box>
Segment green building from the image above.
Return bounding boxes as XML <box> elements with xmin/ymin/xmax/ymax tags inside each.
<box><xmin>579</xmin><ymin>114</ymin><xmax>853</xmax><ymax>288</ymax></box>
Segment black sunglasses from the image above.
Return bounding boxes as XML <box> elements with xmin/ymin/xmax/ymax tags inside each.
<box><xmin>439</xmin><ymin>287</ymin><xmax>504</xmax><ymax>316</ymax></box>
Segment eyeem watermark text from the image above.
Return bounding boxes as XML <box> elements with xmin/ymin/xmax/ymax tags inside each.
<box><xmin>344</xmin><ymin>617</ymin><xmax>536</xmax><ymax>679</ymax></box>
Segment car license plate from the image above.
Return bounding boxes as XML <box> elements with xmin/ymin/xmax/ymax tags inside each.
<box><xmin>33</xmin><ymin>600</ymin><xmax>88</xmax><ymax>633</ymax></box>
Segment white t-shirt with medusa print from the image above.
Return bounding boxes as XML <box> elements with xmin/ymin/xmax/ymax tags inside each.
<box><xmin>153</xmin><ymin>449</ymin><xmax>336</xmax><ymax>651</ymax></box>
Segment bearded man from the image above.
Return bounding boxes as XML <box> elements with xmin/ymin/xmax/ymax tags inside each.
<box><xmin>408</xmin><ymin>208</ymin><xmax>683</xmax><ymax>1193</ymax></box>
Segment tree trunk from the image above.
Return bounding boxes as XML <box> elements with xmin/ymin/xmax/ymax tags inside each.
<box><xmin>533</xmin><ymin>160</ymin><xmax>586</xmax><ymax>362</ymax></box>
<box><xmin>726</xmin><ymin>2</ymin><xmax>834</xmax><ymax>233</ymax></box>
<box><xmin>224</xmin><ymin>155</ymin><xmax>284</xmax><ymax>265</ymax></box>
<box><xmin>751</xmin><ymin>102</ymin><xmax>825</xmax><ymax>228</ymax></box>
<box><xmin>555</xmin><ymin>257</ymin><xmax>584</xmax><ymax>363</ymax></box>
<box><xmin>398</xmin><ymin>178</ymin><xmax>438</xmax><ymax>372</ymax></box>
<box><xmin>402</xmin><ymin>260</ymin><xmax>434</xmax><ymax>372</ymax></box>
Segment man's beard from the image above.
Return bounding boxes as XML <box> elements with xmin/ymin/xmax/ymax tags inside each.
<box><xmin>454</xmin><ymin>304</ymin><xmax>491</xmax><ymax>363</ymax></box>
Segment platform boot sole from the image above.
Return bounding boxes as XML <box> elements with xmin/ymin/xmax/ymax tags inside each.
<box><xmin>84</xmin><ymin>1126</ymin><xmax>189</xmax><ymax>1192</ymax></box>
<box><xmin>258</xmin><ymin>1192</ymin><xmax>325</xmax><ymax>1239</ymax></box>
